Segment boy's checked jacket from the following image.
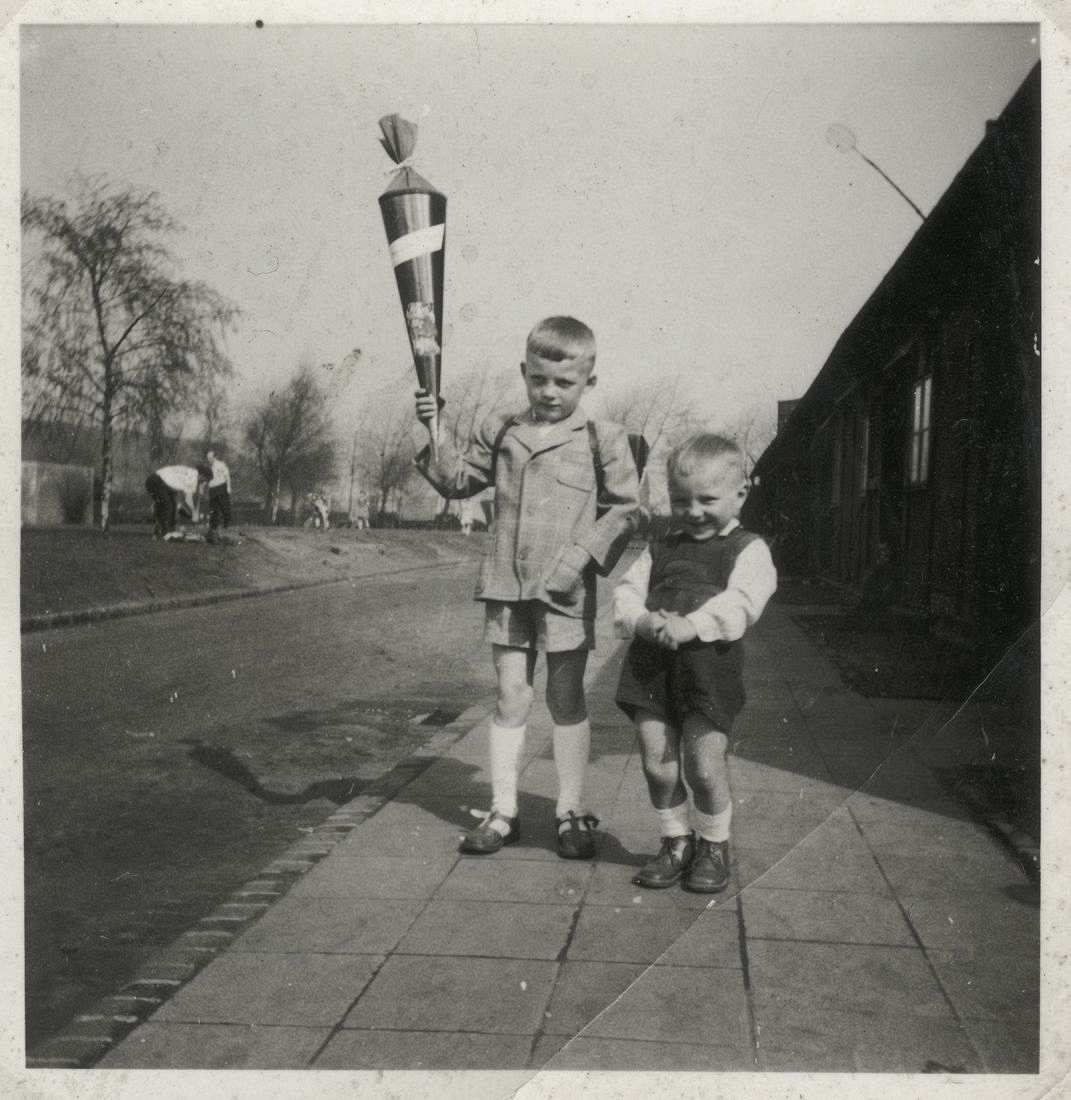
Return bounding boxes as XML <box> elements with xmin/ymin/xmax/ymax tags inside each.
<box><xmin>416</xmin><ymin>405</ymin><xmax>640</xmax><ymax>621</ymax></box>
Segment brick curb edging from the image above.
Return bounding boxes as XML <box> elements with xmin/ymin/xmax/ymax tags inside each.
<box><xmin>21</xmin><ymin>557</ymin><xmax>476</xmax><ymax>634</ymax></box>
<box><xmin>26</xmin><ymin>701</ymin><xmax>494</xmax><ymax>1069</ymax></box>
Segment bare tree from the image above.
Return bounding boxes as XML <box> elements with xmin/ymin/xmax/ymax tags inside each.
<box><xmin>352</xmin><ymin>390</ymin><xmax>421</xmax><ymax>519</ymax></box>
<box><xmin>244</xmin><ymin>363</ymin><xmax>338</xmax><ymax>523</ymax></box>
<box><xmin>725</xmin><ymin>402</ymin><xmax>778</xmax><ymax>477</ymax></box>
<box><xmin>598</xmin><ymin>374</ymin><xmax>700</xmax><ymax>453</ymax></box>
<box><xmin>21</xmin><ymin>177</ymin><xmax>238</xmax><ymax>528</ymax></box>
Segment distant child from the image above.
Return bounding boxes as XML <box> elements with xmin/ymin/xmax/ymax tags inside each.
<box><xmin>613</xmin><ymin>433</ymin><xmax>776</xmax><ymax>892</ymax></box>
<box><xmin>415</xmin><ymin>316</ymin><xmax>639</xmax><ymax>859</ymax></box>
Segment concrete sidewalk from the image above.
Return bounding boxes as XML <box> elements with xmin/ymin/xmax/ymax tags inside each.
<box><xmin>80</xmin><ymin>602</ymin><xmax>1038</xmax><ymax>1078</ymax></box>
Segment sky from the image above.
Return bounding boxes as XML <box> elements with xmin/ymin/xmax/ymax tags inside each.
<box><xmin>19</xmin><ymin>21</ymin><xmax>1039</xmax><ymax>439</ymax></box>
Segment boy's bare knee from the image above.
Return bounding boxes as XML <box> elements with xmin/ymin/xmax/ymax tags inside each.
<box><xmin>497</xmin><ymin>680</ymin><xmax>533</xmax><ymax>725</ymax></box>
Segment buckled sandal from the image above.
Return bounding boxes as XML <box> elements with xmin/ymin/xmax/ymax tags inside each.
<box><xmin>460</xmin><ymin>811</ymin><xmax>519</xmax><ymax>854</ymax></box>
<box><xmin>556</xmin><ymin>811</ymin><xmax>599</xmax><ymax>860</ymax></box>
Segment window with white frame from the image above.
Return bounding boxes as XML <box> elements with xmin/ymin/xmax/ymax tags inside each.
<box><xmin>909</xmin><ymin>375</ymin><xmax>932</xmax><ymax>485</ymax></box>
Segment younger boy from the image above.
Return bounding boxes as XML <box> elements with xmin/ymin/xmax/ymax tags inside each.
<box><xmin>613</xmin><ymin>433</ymin><xmax>776</xmax><ymax>891</ymax></box>
<box><xmin>415</xmin><ymin>316</ymin><xmax>639</xmax><ymax>859</ymax></box>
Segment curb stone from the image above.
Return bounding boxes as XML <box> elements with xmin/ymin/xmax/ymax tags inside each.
<box><xmin>25</xmin><ymin>700</ymin><xmax>493</xmax><ymax>1069</ymax></box>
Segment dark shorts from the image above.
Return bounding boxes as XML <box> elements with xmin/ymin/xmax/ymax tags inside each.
<box><xmin>615</xmin><ymin>637</ymin><xmax>745</xmax><ymax>732</ymax></box>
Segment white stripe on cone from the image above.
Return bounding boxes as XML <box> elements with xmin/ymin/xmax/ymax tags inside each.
<box><xmin>388</xmin><ymin>223</ymin><xmax>445</xmax><ymax>267</ymax></box>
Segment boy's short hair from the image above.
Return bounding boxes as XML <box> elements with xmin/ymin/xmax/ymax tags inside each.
<box><xmin>667</xmin><ymin>433</ymin><xmax>746</xmax><ymax>486</ymax></box>
<box><xmin>526</xmin><ymin>316</ymin><xmax>596</xmax><ymax>369</ymax></box>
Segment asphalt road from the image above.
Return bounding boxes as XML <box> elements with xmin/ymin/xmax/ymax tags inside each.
<box><xmin>21</xmin><ymin>561</ymin><xmax>494</xmax><ymax>1048</ymax></box>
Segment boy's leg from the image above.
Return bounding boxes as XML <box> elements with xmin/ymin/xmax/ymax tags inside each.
<box><xmin>633</xmin><ymin>708</ymin><xmax>694</xmax><ymax>887</ymax></box>
<box><xmin>545</xmin><ymin>646</ymin><xmax>588</xmax><ymax>817</ymax></box>
<box><xmin>488</xmin><ymin>642</ymin><xmax>537</xmax><ymax>819</ymax></box>
<box><xmin>546</xmin><ymin>647</ymin><xmax>602</xmax><ymax>859</ymax></box>
<box><xmin>680</xmin><ymin>713</ymin><xmax>732</xmax><ymax>892</ymax></box>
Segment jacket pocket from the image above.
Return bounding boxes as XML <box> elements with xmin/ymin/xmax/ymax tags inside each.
<box><xmin>556</xmin><ymin>457</ymin><xmax>596</xmax><ymax>491</ymax></box>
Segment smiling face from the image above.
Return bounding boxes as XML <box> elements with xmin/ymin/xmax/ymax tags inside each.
<box><xmin>520</xmin><ymin>352</ymin><xmax>596</xmax><ymax>423</ymax></box>
<box><xmin>668</xmin><ymin>457</ymin><xmax>748</xmax><ymax>540</ymax></box>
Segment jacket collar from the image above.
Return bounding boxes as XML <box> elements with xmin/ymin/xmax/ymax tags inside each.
<box><xmin>509</xmin><ymin>405</ymin><xmax>589</xmax><ymax>456</ymax></box>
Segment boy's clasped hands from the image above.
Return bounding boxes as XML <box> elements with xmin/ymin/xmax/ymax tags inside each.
<box><xmin>635</xmin><ymin>610</ymin><xmax>698</xmax><ymax>651</ymax></box>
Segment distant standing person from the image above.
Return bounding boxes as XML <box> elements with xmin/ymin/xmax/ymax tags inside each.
<box><xmin>353</xmin><ymin>489</ymin><xmax>370</xmax><ymax>530</ymax></box>
<box><xmin>145</xmin><ymin>463</ymin><xmax>211</xmax><ymax>538</ymax></box>
<box><xmin>206</xmin><ymin>449</ymin><xmax>232</xmax><ymax>532</ymax></box>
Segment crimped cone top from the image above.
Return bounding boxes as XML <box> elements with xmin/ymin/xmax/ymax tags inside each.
<box><xmin>378</xmin><ymin>113</ymin><xmax>443</xmax><ymax>197</ymax></box>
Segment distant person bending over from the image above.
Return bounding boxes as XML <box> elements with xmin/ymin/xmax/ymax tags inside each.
<box><xmin>206</xmin><ymin>449</ymin><xmax>232</xmax><ymax>533</ymax></box>
<box><xmin>145</xmin><ymin>463</ymin><xmax>211</xmax><ymax>538</ymax></box>
<box><xmin>415</xmin><ymin>315</ymin><xmax>639</xmax><ymax>859</ymax></box>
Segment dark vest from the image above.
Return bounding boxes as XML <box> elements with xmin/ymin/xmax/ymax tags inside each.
<box><xmin>645</xmin><ymin>527</ymin><xmax>759</xmax><ymax>616</ymax></box>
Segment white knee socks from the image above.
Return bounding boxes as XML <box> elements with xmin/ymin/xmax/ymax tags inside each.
<box><xmin>655</xmin><ymin>801</ymin><xmax>691</xmax><ymax>838</ymax></box>
<box><xmin>553</xmin><ymin>719</ymin><xmax>591</xmax><ymax>818</ymax></box>
<box><xmin>489</xmin><ymin>721</ymin><xmax>526</xmax><ymax>822</ymax></box>
<box><xmin>692</xmin><ymin>805</ymin><xmax>733</xmax><ymax>843</ymax></box>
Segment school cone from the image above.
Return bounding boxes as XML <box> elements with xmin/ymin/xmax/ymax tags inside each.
<box><xmin>378</xmin><ymin>113</ymin><xmax>447</xmax><ymax>460</ymax></box>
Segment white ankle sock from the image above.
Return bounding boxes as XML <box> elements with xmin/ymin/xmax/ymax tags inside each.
<box><xmin>692</xmin><ymin>805</ymin><xmax>732</xmax><ymax>843</ymax></box>
<box><xmin>553</xmin><ymin>719</ymin><xmax>591</xmax><ymax>818</ymax></box>
<box><xmin>655</xmin><ymin>801</ymin><xmax>691</xmax><ymax>838</ymax></box>
<box><xmin>488</xmin><ymin>721</ymin><xmax>525</xmax><ymax>827</ymax></box>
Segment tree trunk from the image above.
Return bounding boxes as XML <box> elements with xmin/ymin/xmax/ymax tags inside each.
<box><xmin>271</xmin><ymin>474</ymin><xmax>281</xmax><ymax>524</ymax></box>
<box><xmin>99</xmin><ymin>384</ymin><xmax>113</xmax><ymax>531</ymax></box>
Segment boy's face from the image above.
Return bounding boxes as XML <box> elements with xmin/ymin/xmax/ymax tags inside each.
<box><xmin>668</xmin><ymin>459</ymin><xmax>748</xmax><ymax>540</ymax></box>
<box><xmin>520</xmin><ymin>352</ymin><xmax>596</xmax><ymax>423</ymax></box>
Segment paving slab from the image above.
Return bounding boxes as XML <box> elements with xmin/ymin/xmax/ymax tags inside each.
<box><xmin>98</xmin><ymin>1021</ymin><xmax>330</xmax><ymax>1068</ymax></box>
<box><xmin>395</xmin><ymin>899</ymin><xmax>577</xmax><ymax>959</ymax></box>
<box><xmin>436</xmin><ymin>857</ymin><xmax>592</xmax><ymax>904</ymax></box>
<box><xmin>657</xmin><ymin>909</ymin><xmax>743</xmax><ymax>967</ymax></box>
<box><xmin>540</xmin><ymin>960</ymin><xmax>647</xmax><ymax>1036</ymax></box>
<box><xmin>229</xmin><ymin>896</ymin><xmax>424</xmax><ymax>955</ymax></box>
<box><xmin>152</xmin><ymin>951</ymin><xmax>381</xmax><ymax>1026</ymax></box>
<box><xmin>286</xmin><ymin>853</ymin><xmax>458</xmax><ymax>899</ymax></box>
<box><xmin>342</xmin><ymin>955</ymin><xmax>557</xmax><ymax>1034</ymax></box>
<box><xmin>927</xmin><ymin>948</ymin><xmax>1041</xmax><ymax>1022</ymax></box>
<box><xmin>314</xmin><ymin>1027</ymin><xmax>535</xmax><ymax>1070</ymax></box>
<box><xmin>742</xmin><ymin>887</ymin><xmax>914</xmax><ymax>945</ymax></box>
<box><xmin>753</xmin><ymin>1006</ymin><xmax>985</xmax><ymax>1073</ymax></box>
<box><xmin>579</xmin><ymin>965</ymin><xmax>751</xmax><ymax>1047</ymax></box>
<box><xmin>566</xmin><ymin>904</ymin><xmax>706</xmax><ymax>965</ymax></box>
<box><xmin>898</xmin><ymin>891</ymin><xmax>1040</xmax><ymax>953</ymax></box>
<box><xmin>747</xmin><ymin>941</ymin><xmax>952</xmax><ymax>1018</ymax></box>
<box><xmin>532</xmin><ymin>1033</ymin><xmax>758</xmax><ymax>1071</ymax></box>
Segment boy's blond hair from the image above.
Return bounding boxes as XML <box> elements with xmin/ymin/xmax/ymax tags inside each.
<box><xmin>667</xmin><ymin>433</ymin><xmax>746</xmax><ymax>486</ymax></box>
<box><xmin>526</xmin><ymin>316</ymin><xmax>596</xmax><ymax>369</ymax></box>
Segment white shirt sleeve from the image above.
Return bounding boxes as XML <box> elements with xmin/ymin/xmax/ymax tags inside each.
<box><xmin>685</xmin><ymin>538</ymin><xmax>778</xmax><ymax>643</ymax></box>
<box><xmin>613</xmin><ymin>548</ymin><xmax>652</xmax><ymax>638</ymax></box>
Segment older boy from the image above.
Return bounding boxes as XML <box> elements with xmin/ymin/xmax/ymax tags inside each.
<box><xmin>415</xmin><ymin>316</ymin><xmax>639</xmax><ymax>858</ymax></box>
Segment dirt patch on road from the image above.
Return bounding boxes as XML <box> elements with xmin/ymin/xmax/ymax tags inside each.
<box><xmin>21</xmin><ymin>526</ymin><xmax>487</xmax><ymax>621</ymax></box>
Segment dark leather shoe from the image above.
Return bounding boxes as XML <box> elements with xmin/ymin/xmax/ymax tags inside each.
<box><xmin>684</xmin><ymin>838</ymin><xmax>730</xmax><ymax>893</ymax></box>
<box><xmin>556</xmin><ymin>811</ymin><xmax>599</xmax><ymax>860</ymax></box>
<box><xmin>632</xmin><ymin>834</ymin><xmax>695</xmax><ymax>888</ymax></box>
<box><xmin>460</xmin><ymin>811</ymin><xmax>519</xmax><ymax>854</ymax></box>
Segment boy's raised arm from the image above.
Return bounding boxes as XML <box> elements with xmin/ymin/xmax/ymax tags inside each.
<box><xmin>414</xmin><ymin>408</ymin><xmax>501</xmax><ymax>499</ymax></box>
